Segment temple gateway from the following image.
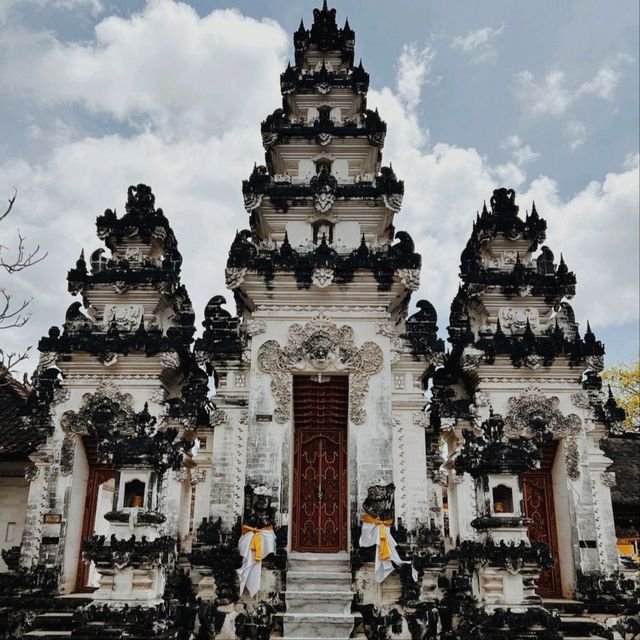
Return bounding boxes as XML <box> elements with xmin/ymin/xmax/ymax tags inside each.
<box><xmin>1</xmin><ymin>4</ymin><xmax>638</xmax><ymax>640</ymax></box>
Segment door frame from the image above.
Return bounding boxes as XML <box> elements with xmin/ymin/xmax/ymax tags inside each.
<box><xmin>289</xmin><ymin>373</ymin><xmax>349</xmax><ymax>553</ymax></box>
<box><xmin>75</xmin><ymin>465</ymin><xmax>116</xmax><ymax>592</ymax></box>
<box><xmin>522</xmin><ymin>441</ymin><xmax>563</xmax><ymax>598</ymax></box>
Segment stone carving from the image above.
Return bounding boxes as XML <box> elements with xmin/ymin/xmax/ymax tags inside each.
<box><xmin>112</xmin><ymin>281</ymin><xmax>129</xmax><ymax>295</ymax></box>
<box><xmin>363</xmin><ymin>480</ymin><xmax>395</xmax><ymax>521</ymax></box>
<box><xmin>225</xmin><ymin>266</ymin><xmax>247</xmax><ymax>290</ymax></box>
<box><xmin>376</xmin><ymin>321</ymin><xmax>396</xmax><ymax>338</ymax></box>
<box><xmin>505</xmin><ymin>387</ymin><xmax>582</xmax><ymax>479</ymax></box>
<box><xmin>103</xmin><ymin>304</ymin><xmax>144</xmax><ymax>331</ymax></box>
<box><xmin>312</xmin><ymin>266</ymin><xmax>335</xmax><ymax>287</ymax></box>
<box><xmin>571</xmin><ymin>392</ymin><xmax>591</xmax><ymax>409</ymax></box>
<box><xmin>61</xmin><ymin>381</ymin><xmax>133</xmax><ymax>435</ymax></box>
<box><xmin>413</xmin><ymin>411</ymin><xmax>428</xmax><ymax>428</ymax></box>
<box><xmin>256</xmin><ymin>314</ymin><xmax>383</xmax><ymax>424</ymax></box>
<box><xmin>502</xmin><ymin>250</ymin><xmax>518</xmax><ymax>266</ymax></box>
<box><xmin>243</xmin><ymin>192</ymin><xmax>263</xmax><ymax>213</ymax></box>
<box><xmin>499</xmin><ymin>307</ymin><xmax>539</xmax><ymax>334</ymax></box>
<box><xmin>190</xmin><ymin>468</ymin><xmax>207</xmax><ymax>485</ymax></box>
<box><xmin>382</xmin><ymin>193</ymin><xmax>403</xmax><ymax>213</ymax></box>
<box><xmin>243</xmin><ymin>484</ymin><xmax>274</xmax><ymax>528</ymax></box>
<box><xmin>394</xmin><ymin>375</ymin><xmax>405</xmax><ymax>390</ymax></box>
<box><xmin>59</xmin><ymin>435</ymin><xmax>76</xmax><ymax>476</ymax></box>
<box><xmin>160</xmin><ymin>351</ymin><xmax>181</xmax><ymax>369</ymax></box>
<box><xmin>397</xmin><ymin>268</ymin><xmax>421</xmax><ymax>291</ymax></box>
<box><xmin>210</xmin><ymin>408</ymin><xmax>227</xmax><ymax>426</ymax></box>
<box><xmin>243</xmin><ymin>319</ymin><xmax>266</xmax><ymax>336</ymax></box>
<box><xmin>317</xmin><ymin>132</ymin><xmax>332</xmax><ymax>146</ymax></box>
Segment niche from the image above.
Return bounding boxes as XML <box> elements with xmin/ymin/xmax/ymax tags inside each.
<box><xmin>492</xmin><ymin>484</ymin><xmax>514</xmax><ymax>514</ymax></box>
<box><xmin>312</xmin><ymin>220</ymin><xmax>334</xmax><ymax>244</ymax></box>
<box><xmin>315</xmin><ymin>158</ymin><xmax>333</xmax><ymax>175</ymax></box>
<box><xmin>123</xmin><ymin>479</ymin><xmax>146</xmax><ymax>508</ymax></box>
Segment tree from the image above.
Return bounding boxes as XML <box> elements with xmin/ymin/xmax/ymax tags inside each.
<box><xmin>0</xmin><ymin>189</ymin><xmax>47</xmax><ymax>373</ymax></box>
<box><xmin>602</xmin><ymin>359</ymin><xmax>640</xmax><ymax>431</ymax></box>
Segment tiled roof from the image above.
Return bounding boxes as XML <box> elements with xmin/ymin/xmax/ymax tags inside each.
<box><xmin>602</xmin><ymin>435</ymin><xmax>640</xmax><ymax>509</ymax></box>
<box><xmin>0</xmin><ymin>371</ymin><xmax>40</xmax><ymax>461</ymax></box>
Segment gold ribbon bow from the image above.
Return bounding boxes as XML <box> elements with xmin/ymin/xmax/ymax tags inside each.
<box><xmin>241</xmin><ymin>524</ymin><xmax>273</xmax><ymax>562</ymax></box>
<box><xmin>363</xmin><ymin>513</ymin><xmax>393</xmax><ymax>561</ymax></box>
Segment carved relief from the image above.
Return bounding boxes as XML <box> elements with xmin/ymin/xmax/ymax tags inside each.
<box><xmin>499</xmin><ymin>307</ymin><xmax>540</xmax><ymax>334</ymax></box>
<box><xmin>312</xmin><ymin>266</ymin><xmax>335</xmax><ymax>288</ymax></box>
<box><xmin>256</xmin><ymin>314</ymin><xmax>383</xmax><ymax>424</ymax></box>
<box><xmin>397</xmin><ymin>268</ymin><xmax>421</xmax><ymax>291</ymax></box>
<box><xmin>382</xmin><ymin>193</ymin><xmax>403</xmax><ymax>213</ymax></box>
<box><xmin>505</xmin><ymin>387</ymin><xmax>582</xmax><ymax>479</ymax></box>
<box><xmin>225</xmin><ymin>266</ymin><xmax>247</xmax><ymax>290</ymax></box>
<box><xmin>244</xmin><ymin>319</ymin><xmax>266</xmax><ymax>337</ymax></box>
<box><xmin>103</xmin><ymin>304</ymin><xmax>144</xmax><ymax>331</ymax></box>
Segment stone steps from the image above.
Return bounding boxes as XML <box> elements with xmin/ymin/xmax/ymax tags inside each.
<box><xmin>283</xmin><ymin>552</ymin><xmax>356</xmax><ymax>639</ymax></box>
<box><xmin>282</xmin><ymin>613</ymin><xmax>358</xmax><ymax>639</ymax></box>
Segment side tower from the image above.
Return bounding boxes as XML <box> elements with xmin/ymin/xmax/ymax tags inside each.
<box><xmin>435</xmin><ymin>188</ymin><xmax>625</xmax><ymax>637</ymax></box>
<box><xmin>195</xmin><ymin>3</ymin><xmax>444</xmax><ymax>638</ymax></box>
<box><xmin>15</xmin><ymin>185</ymin><xmax>208</xmax><ymax>634</ymax></box>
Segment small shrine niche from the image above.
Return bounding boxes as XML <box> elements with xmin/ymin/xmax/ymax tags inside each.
<box><xmin>115</xmin><ymin>470</ymin><xmax>160</xmax><ymax>512</ymax></box>
<box><xmin>123</xmin><ymin>479</ymin><xmax>146</xmax><ymax>508</ymax></box>
<box><xmin>492</xmin><ymin>484</ymin><xmax>514</xmax><ymax>514</ymax></box>
<box><xmin>313</xmin><ymin>220</ymin><xmax>334</xmax><ymax>244</ymax></box>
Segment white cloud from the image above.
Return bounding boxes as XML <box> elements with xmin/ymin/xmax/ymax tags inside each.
<box><xmin>501</xmin><ymin>134</ymin><xmax>541</xmax><ymax>166</ymax></box>
<box><xmin>396</xmin><ymin>43</ymin><xmax>437</xmax><ymax>112</ymax></box>
<box><xmin>0</xmin><ymin>0</ymin><xmax>288</xmax><ymax>138</ymax></box>
<box><xmin>514</xmin><ymin>58</ymin><xmax>627</xmax><ymax>117</ymax></box>
<box><xmin>565</xmin><ymin>120</ymin><xmax>587</xmax><ymax>150</ymax></box>
<box><xmin>451</xmin><ymin>24</ymin><xmax>504</xmax><ymax>64</ymax></box>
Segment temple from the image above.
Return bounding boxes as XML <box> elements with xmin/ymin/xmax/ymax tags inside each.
<box><xmin>0</xmin><ymin>4</ymin><xmax>638</xmax><ymax>639</ymax></box>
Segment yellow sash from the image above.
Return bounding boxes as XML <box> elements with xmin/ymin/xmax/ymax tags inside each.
<box><xmin>241</xmin><ymin>524</ymin><xmax>273</xmax><ymax>562</ymax></box>
<box><xmin>363</xmin><ymin>513</ymin><xmax>393</xmax><ymax>561</ymax></box>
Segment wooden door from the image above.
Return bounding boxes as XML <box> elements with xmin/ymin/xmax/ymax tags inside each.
<box><xmin>292</xmin><ymin>375</ymin><xmax>348</xmax><ymax>553</ymax></box>
<box><xmin>75</xmin><ymin>461</ymin><xmax>115</xmax><ymax>591</ymax></box>
<box><xmin>522</xmin><ymin>445</ymin><xmax>562</xmax><ymax>597</ymax></box>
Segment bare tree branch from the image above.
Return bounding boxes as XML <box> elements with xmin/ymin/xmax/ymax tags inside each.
<box><xmin>0</xmin><ymin>188</ymin><xmax>47</xmax><ymax>373</ymax></box>
<box><xmin>0</xmin><ymin>187</ymin><xmax>16</xmax><ymax>223</ymax></box>
<box><xmin>0</xmin><ymin>346</ymin><xmax>32</xmax><ymax>378</ymax></box>
<box><xmin>0</xmin><ymin>230</ymin><xmax>47</xmax><ymax>274</ymax></box>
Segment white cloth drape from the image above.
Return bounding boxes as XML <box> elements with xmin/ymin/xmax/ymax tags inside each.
<box><xmin>237</xmin><ymin>528</ymin><xmax>277</xmax><ymax>597</ymax></box>
<box><xmin>359</xmin><ymin>520</ymin><xmax>417</xmax><ymax>583</ymax></box>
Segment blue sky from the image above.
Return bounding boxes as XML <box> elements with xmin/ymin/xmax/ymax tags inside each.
<box><xmin>0</xmin><ymin>0</ymin><xmax>638</xmax><ymax>374</ymax></box>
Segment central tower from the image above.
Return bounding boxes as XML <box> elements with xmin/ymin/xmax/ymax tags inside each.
<box><xmin>195</xmin><ymin>2</ymin><xmax>444</xmax><ymax>637</ymax></box>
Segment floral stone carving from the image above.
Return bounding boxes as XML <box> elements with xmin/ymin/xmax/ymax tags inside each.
<box><xmin>505</xmin><ymin>386</ymin><xmax>582</xmax><ymax>479</ymax></box>
<box><xmin>256</xmin><ymin>314</ymin><xmax>383</xmax><ymax>424</ymax></box>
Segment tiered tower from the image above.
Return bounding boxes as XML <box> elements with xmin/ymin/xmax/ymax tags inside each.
<box><xmin>18</xmin><ymin>185</ymin><xmax>208</xmax><ymax>634</ymax></box>
<box><xmin>434</xmin><ymin>187</ymin><xmax>623</xmax><ymax>637</ymax></box>
<box><xmin>195</xmin><ymin>3</ymin><xmax>445</xmax><ymax>638</ymax></box>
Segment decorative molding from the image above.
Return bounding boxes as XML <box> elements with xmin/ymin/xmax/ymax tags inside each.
<box><xmin>255</xmin><ymin>304</ymin><xmax>387</xmax><ymax>313</ymax></box>
<box><xmin>505</xmin><ymin>386</ymin><xmax>582</xmax><ymax>479</ymax></box>
<box><xmin>256</xmin><ymin>314</ymin><xmax>383</xmax><ymax>424</ymax></box>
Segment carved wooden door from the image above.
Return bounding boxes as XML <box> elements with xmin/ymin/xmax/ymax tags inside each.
<box><xmin>75</xmin><ymin>465</ymin><xmax>115</xmax><ymax>591</ymax></box>
<box><xmin>292</xmin><ymin>375</ymin><xmax>348</xmax><ymax>552</ymax></box>
<box><xmin>522</xmin><ymin>469</ymin><xmax>562</xmax><ymax>597</ymax></box>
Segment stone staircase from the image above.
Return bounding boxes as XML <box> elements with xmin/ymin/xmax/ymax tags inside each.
<box><xmin>543</xmin><ymin>599</ymin><xmax>610</xmax><ymax>640</ymax></box>
<box><xmin>282</xmin><ymin>552</ymin><xmax>357</xmax><ymax>639</ymax></box>
<box><xmin>22</xmin><ymin>597</ymin><xmax>91</xmax><ymax>639</ymax></box>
